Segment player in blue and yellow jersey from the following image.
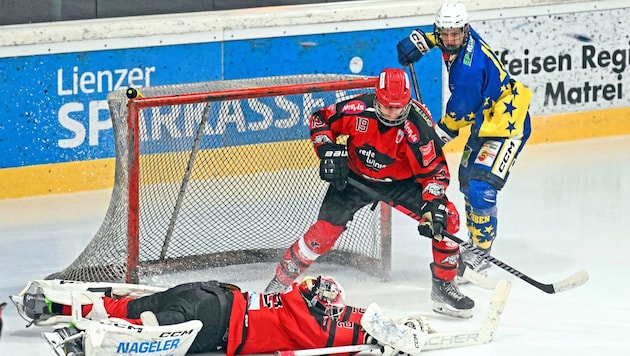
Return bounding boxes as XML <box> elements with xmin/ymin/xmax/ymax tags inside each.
<box><xmin>396</xmin><ymin>2</ymin><xmax>533</xmax><ymax>281</ymax></box>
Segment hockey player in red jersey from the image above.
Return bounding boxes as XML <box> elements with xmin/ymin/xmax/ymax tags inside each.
<box><xmin>264</xmin><ymin>67</ymin><xmax>473</xmax><ymax>318</ymax></box>
<box><xmin>20</xmin><ymin>276</ymin><xmax>429</xmax><ymax>355</ymax></box>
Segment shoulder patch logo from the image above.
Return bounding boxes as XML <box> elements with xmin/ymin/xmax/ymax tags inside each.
<box><xmin>420</xmin><ymin>141</ymin><xmax>437</xmax><ymax>166</ymax></box>
<box><xmin>310</xmin><ymin>114</ymin><xmax>326</xmax><ymax>129</ymax></box>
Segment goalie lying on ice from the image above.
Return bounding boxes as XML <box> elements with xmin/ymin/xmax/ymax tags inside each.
<box><xmin>12</xmin><ymin>277</ymin><xmax>431</xmax><ymax>356</ymax></box>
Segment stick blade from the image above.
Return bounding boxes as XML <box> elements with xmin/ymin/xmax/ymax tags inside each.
<box><xmin>551</xmin><ymin>269</ymin><xmax>589</xmax><ymax>293</ymax></box>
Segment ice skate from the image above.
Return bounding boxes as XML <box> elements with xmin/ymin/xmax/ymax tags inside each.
<box><xmin>431</xmin><ymin>276</ymin><xmax>474</xmax><ymax>319</ymax></box>
<box><xmin>456</xmin><ymin>244</ymin><xmax>492</xmax><ymax>284</ymax></box>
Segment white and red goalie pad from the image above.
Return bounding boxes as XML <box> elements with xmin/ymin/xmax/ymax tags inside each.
<box><xmin>10</xmin><ymin>279</ymin><xmax>166</xmax><ymax>327</ymax></box>
<box><xmin>81</xmin><ymin>318</ymin><xmax>202</xmax><ymax>356</ymax></box>
<box><xmin>13</xmin><ymin>280</ymin><xmax>203</xmax><ymax>356</ymax></box>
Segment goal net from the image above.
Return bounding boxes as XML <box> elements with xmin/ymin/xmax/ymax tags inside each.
<box><xmin>47</xmin><ymin>74</ymin><xmax>391</xmax><ymax>284</ymax></box>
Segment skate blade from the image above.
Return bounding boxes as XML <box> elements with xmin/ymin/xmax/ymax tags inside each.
<box><xmin>432</xmin><ymin>301</ymin><xmax>473</xmax><ymax>319</ymax></box>
<box><xmin>454</xmin><ymin>276</ymin><xmax>471</xmax><ymax>285</ymax></box>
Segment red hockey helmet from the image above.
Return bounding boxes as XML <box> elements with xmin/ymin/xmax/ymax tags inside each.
<box><xmin>298</xmin><ymin>276</ymin><xmax>346</xmax><ymax>318</ymax></box>
<box><xmin>375</xmin><ymin>68</ymin><xmax>412</xmax><ymax>126</ymax></box>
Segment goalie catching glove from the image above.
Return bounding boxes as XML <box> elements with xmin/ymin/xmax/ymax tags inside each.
<box><xmin>317</xmin><ymin>142</ymin><xmax>349</xmax><ymax>191</ymax></box>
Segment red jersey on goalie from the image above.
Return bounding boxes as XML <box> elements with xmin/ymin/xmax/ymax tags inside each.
<box><xmin>228</xmin><ymin>279</ymin><xmax>366</xmax><ymax>355</ymax></box>
<box><xmin>46</xmin><ymin>276</ymin><xmax>367</xmax><ymax>355</ymax></box>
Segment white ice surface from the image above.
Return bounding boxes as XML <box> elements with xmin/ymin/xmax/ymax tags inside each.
<box><xmin>1</xmin><ymin>135</ymin><xmax>629</xmax><ymax>355</ymax></box>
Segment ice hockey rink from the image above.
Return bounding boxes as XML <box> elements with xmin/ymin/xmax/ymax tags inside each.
<box><xmin>1</xmin><ymin>134</ymin><xmax>629</xmax><ymax>355</ymax></box>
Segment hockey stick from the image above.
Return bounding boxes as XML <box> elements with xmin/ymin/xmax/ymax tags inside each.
<box><xmin>275</xmin><ymin>344</ymin><xmax>378</xmax><ymax>356</ymax></box>
<box><xmin>405</xmin><ymin>64</ymin><xmax>495</xmax><ymax>291</ymax></box>
<box><xmin>276</xmin><ymin>280</ymin><xmax>511</xmax><ymax>356</ymax></box>
<box><xmin>408</xmin><ymin>63</ymin><xmax>423</xmax><ymax>102</ymax></box>
<box><xmin>347</xmin><ymin>177</ymin><xmax>589</xmax><ymax>294</ymax></box>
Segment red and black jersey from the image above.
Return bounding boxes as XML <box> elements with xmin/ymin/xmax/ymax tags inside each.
<box><xmin>310</xmin><ymin>93</ymin><xmax>450</xmax><ymax>199</ymax></box>
<box><xmin>55</xmin><ymin>281</ymin><xmax>366</xmax><ymax>355</ymax></box>
<box><xmin>227</xmin><ymin>283</ymin><xmax>366</xmax><ymax>356</ymax></box>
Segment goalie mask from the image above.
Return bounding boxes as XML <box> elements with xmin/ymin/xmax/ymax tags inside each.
<box><xmin>434</xmin><ymin>2</ymin><xmax>470</xmax><ymax>55</ymax></box>
<box><xmin>298</xmin><ymin>276</ymin><xmax>346</xmax><ymax>319</ymax></box>
<box><xmin>374</xmin><ymin>68</ymin><xmax>412</xmax><ymax>127</ymax></box>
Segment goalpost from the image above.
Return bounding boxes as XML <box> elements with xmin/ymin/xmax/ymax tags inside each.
<box><xmin>47</xmin><ymin>74</ymin><xmax>392</xmax><ymax>284</ymax></box>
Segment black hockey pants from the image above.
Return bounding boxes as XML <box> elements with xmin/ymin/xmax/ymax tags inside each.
<box><xmin>126</xmin><ymin>280</ymin><xmax>237</xmax><ymax>353</ymax></box>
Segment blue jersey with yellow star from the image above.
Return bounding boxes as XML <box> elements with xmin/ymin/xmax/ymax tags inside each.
<box><xmin>434</xmin><ymin>27</ymin><xmax>532</xmax><ymax>138</ymax></box>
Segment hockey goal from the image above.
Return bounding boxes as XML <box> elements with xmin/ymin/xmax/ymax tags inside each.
<box><xmin>47</xmin><ymin>74</ymin><xmax>391</xmax><ymax>284</ymax></box>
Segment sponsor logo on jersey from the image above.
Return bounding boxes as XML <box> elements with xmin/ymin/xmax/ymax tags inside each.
<box><xmin>404</xmin><ymin>121</ymin><xmax>419</xmax><ymax>143</ymax></box>
<box><xmin>355</xmin><ymin>144</ymin><xmax>395</xmax><ymax>172</ymax></box>
<box><xmin>440</xmin><ymin>254</ymin><xmax>459</xmax><ymax>266</ymax></box>
<box><xmin>341</xmin><ymin>100</ymin><xmax>366</xmax><ymax>114</ymax></box>
<box><xmin>419</xmin><ymin>141</ymin><xmax>436</xmax><ymax>166</ymax></box>
<box><xmin>461</xmin><ymin>146</ymin><xmax>472</xmax><ymax>168</ymax></box>
<box><xmin>423</xmin><ymin>182</ymin><xmax>445</xmax><ymax>198</ymax></box>
<box><xmin>445</xmin><ymin>240</ymin><xmax>458</xmax><ymax>248</ymax></box>
<box><xmin>474</xmin><ymin>140</ymin><xmax>500</xmax><ymax>167</ymax></box>
<box><xmin>116</xmin><ymin>339</ymin><xmax>181</xmax><ymax>353</ymax></box>
<box><xmin>492</xmin><ymin>139</ymin><xmax>521</xmax><ymax>179</ymax></box>
<box><xmin>412</xmin><ymin>104</ymin><xmax>433</xmax><ymax>127</ymax></box>
<box><xmin>463</xmin><ymin>36</ymin><xmax>475</xmax><ymax>66</ymax></box>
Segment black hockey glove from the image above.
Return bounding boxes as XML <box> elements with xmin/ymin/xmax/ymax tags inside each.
<box><xmin>317</xmin><ymin>143</ymin><xmax>349</xmax><ymax>191</ymax></box>
<box><xmin>418</xmin><ymin>199</ymin><xmax>448</xmax><ymax>241</ymax></box>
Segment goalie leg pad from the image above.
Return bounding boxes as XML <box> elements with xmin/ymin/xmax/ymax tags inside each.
<box><xmin>82</xmin><ymin>319</ymin><xmax>202</xmax><ymax>356</ymax></box>
<box><xmin>11</xmin><ymin>280</ymin><xmax>166</xmax><ymax>326</ymax></box>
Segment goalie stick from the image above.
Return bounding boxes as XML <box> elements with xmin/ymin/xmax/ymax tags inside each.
<box><xmin>347</xmin><ymin>177</ymin><xmax>589</xmax><ymax>294</ymax></box>
<box><xmin>276</xmin><ymin>280</ymin><xmax>511</xmax><ymax>356</ymax></box>
<box><xmin>275</xmin><ymin>344</ymin><xmax>378</xmax><ymax>356</ymax></box>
